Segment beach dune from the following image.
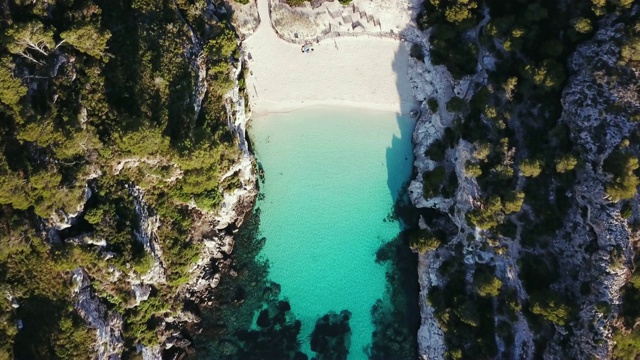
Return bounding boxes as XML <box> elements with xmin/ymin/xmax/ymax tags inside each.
<box><xmin>243</xmin><ymin>0</ymin><xmax>415</xmax><ymax>116</ymax></box>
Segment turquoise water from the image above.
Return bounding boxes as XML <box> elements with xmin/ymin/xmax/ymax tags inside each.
<box><xmin>249</xmin><ymin>106</ymin><xmax>414</xmax><ymax>359</ymax></box>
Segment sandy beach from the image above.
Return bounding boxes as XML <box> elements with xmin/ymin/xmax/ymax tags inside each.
<box><xmin>242</xmin><ymin>0</ymin><xmax>415</xmax><ymax>116</ymax></box>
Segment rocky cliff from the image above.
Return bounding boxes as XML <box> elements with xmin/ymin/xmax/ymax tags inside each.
<box><xmin>0</xmin><ymin>0</ymin><xmax>258</xmax><ymax>358</ymax></box>
<box><xmin>406</xmin><ymin>2</ymin><xmax>640</xmax><ymax>359</ymax></box>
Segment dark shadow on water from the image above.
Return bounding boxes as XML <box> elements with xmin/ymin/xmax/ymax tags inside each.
<box><xmin>386</xmin><ymin>115</ymin><xmax>416</xmax><ymax>205</ymax></box>
<box><xmin>367</xmin><ymin>41</ymin><xmax>421</xmax><ymax>360</ymax></box>
<box><xmin>368</xmin><ymin>189</ymin><xmax>421</xmax><ymax>359</ymax></box>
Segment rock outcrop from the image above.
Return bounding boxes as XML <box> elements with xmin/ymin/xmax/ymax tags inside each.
<box><xmin>71</xmin><ymin>268</ymin><xmax>125</xmax><ymax>359</ymax></box>
<box><xmin>406</xmin><ymin>4</ymin><xmax>640</xmax><ymax>359</ymax></box>
<box><xmin>542</xmin><ymin>12</ymin><xmax>639</xmax><ymax>357</ymax></box>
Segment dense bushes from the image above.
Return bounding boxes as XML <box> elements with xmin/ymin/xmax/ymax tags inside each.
<box><xmin>604</xmin><ymin>151</ymin><xmax>639</xmax><ymax>201</ymax></box>
<box><xmin>409</xmin><ymin>228</ymin><xmax>445</xmax><ymax>253</ymax></box>
<box><xmin>473</xmin><ymin>272</ymin><xmax>502</xmax><ymax>297</ymax></box>
<box><xmin>417</xmin><ymin>0</ymin><xmax>640</xmax><ymax>357</ymax></box>
<box><xmin>446</xmin><ymin>96</ymin><xmax>467</xmax><ymax>113</ymax></box>
<box><xmin>519</xmin><ymin>159</ymin><xmax>543</xmax><ymax>178</ymax></box>
<box><xmin>422</xmin><ymin>166</ymin><xmax>447</xmax><ymax>198</ymax></box>
<box><xmin>0</xmin><ymin>0</ymin><xmax>243</xmax><ymax>356</ymax></box>
<box><xmin>529</xmin><ymin>292</ymin><xmax>570</xmax><ymax>326</ymax></box>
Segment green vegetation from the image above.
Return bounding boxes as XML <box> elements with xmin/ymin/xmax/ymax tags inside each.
<box><xmin>465</xmin><ymin>161</ymin><xmax>482</xmax><ymax>177</ymax></box>
<box><xmin>446</xmin><ymin>96</ymin><xmax>467</xmax><ymax>113</ymax></box>
<box><xmin>414</xmin><ymin>0</ymin><xmax>640</xmax><ymax>356</ymax></box>
<box><xmin>285</xmin><ymin>0</ymin><xmax>306</xmax><ymax>6</ymax></box>
<box><xmin>428</xmin><ymin>97</ymin><xmax>439</xmax><ymax>113</ymax></box>
<box><xmin>419</xmin><ymin>0</ymin><xmax>480</xmax><ymax>78</ymax></box>
<box><xmin>603</xmin><ymin>151</ymin><xmax>639</xmax><ymax>201</ymax></box>
<box><xmin>466</xmin><ymin>192</ymin><xmax>523</xmax><ymax>231</ymax></box>
<box><xmin>61</xmin><ymin>24</ymin><xmax>111</xmax><ymax>60</ymax></box>
<box><xmin>0</xmin><ymin>0</ymin><xmax>244</xmax><ymax>356</ymax></box>
<box><xmin>409</xmin><ymin>228</ymin><xmax>445</xmax><ymax>253</ymax></box>
<box><xmin>473</xmin><ymin>272</ymin><xmax>502</xmax><ymax>297</ymax></box>
<box><xmin>529</xmin><ymin>292</ymin><xmax>570</xmax><ymax>326</ymax></box>
<box><xmin>613</xmin><ymin>329</ymin><xmax>640</xmax><ymax>360</ymax></box>
<box><xmin>423</xmin><ymin>166</ymin><xmax>447</xmax><ymax>198</ymax></box>
<box><xmin>555</xmin><ymin>154</ymin><xmax>578</xmax><ymax>173</ymax></box>
<box><xmin>428</xmin><ymin>261</ymin><xmax>501</xmax><ymax>358</ymax></box>
<box><xmin>573</xmin><ymin>17</ymin><xmax>593</xmax><ymax>34</ymax></box>
<box><xmin>519</xmin><ymin>159</ymin><xmax>543</xmax><ymax>178</ymax></box>
<box><xmin>410</xmin><ymin>43</ymin><xmax>425</xmax><ymax>62</ymax></box>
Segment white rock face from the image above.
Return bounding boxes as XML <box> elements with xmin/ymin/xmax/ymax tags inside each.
<box><xmin>403</xmin><ymin>18</ymin><xmax>484</xmax><ymax>360</ymax></box>
<box><xmin>140</xmin><ymin>345</ymin><xmax>162</xmax><ymax>360</ymax></box>
<box><xmin>401</xmin><ymin>7</ymin><xmax>542</xmax><ymax>358</ymax></box>
<box><xmin>65</xmin><ymin>233</ymin><xmax>107</xmax><ymax>247</ymax></box>
<box><xmin>188</xmin><ymin>59</ymin><xmax>258</xmax><ymax>295</ymax></box>
<box><xmin>541</xmin><ymin>13</ymin><xmax>638</xmax><ymax>358</ymax></box>
<box><xmin>129</xmin><ymin>185</ymin><xmax>167</xmax><ymax>285</ymax></box>
<box><xmin>47</xmin><ymin>183</ymin><xmax>93</xmax><ymax>231</ymax></box>
<box><xmin>131</xmin><ymin>283</ymin><xmax>152</xmax><ymax>306</ymax></box>
<box><xmin>230</xmin><ymin>0</ymin><xmax>260</xmax><ymax>39</ymax></box>
<box><xmin>406</xmin><ymin>7</ymin><xmax>639</xmax><ymax>359</ymax></box>
<box><xmin>71</xmin><ymin>267</ymin><xmax>124</xmax><ymax>359</ymax></box>
<box><xmin>416</xmin><ymin>251</ymin><xmax>446</xmax><ymax>360</ymax></box>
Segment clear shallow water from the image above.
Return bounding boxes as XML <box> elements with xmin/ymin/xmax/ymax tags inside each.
<box><xmin>249</xmin><ymin>106</ymin><xmax>414</xmax><ymax>359</ymax></box>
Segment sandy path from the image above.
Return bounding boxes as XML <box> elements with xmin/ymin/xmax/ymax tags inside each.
<box><xmin>243</xmin><ymin>0</ymin><xmax>415</xmax><ymax>116</ymax></box>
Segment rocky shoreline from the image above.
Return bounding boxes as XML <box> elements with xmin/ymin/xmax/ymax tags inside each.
<box><xmin>402</xmin><ymin>3</ymin><xmax>640</xmax><ymax>359</ymax></box>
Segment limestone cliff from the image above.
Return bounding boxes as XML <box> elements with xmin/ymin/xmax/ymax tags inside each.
<box><xmin>407</xmin><ymin>3</ymin><xmax>640</xmax><ymax>359</ymax></box>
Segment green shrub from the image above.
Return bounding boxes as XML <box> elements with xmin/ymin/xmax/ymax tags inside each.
<box><xmin>285</xmin><ymin>0</ymin><xmax>306</xmax><ymax>6</ymax></box>
<box><xmin>604</xmin><ymin>152</ymin><xmax>639</xmax><ymax>201</ymax></box>
<box><xmin>467</xmin><ymin>198</ymin><xmax>501</xmax><ymax>230</ymax></box>
<box><xmin>473</xmin><ymin>272</ymin><xmax>502</xmax><ymax>297</ymax></box>
<box><xmin>465</xmin><ymin>162</ymin><xmax>482</xmax><ymax>177</ymax></box>
<box><xmin>446</xmin><ymin>96</ymin><xmax>467</xmax><ymax>113</ymax></box>
<box><xmin>613</xmin><ymin>328</ymin><xmax>640</xmax><ymax>360</ymax></box>
<box><xmin>572</xmin><ymin>17</ymin><xmax>592</xmax><ymax>34</ymax></box>
<box><xmin>61</xmin><ymin>24</ymin><xmax>112</xmax><ymax>59</ymax></box>
<box><xmin>408</xmin><ymin>228</ymin><xmax>443</xmax><ymax>253</ymax></box>
<box><xmin>51</xmin><ymin>314</ymin><xmax>95</xmax><ymax>359</ymax></box>
<box><xmin>427</xmin><ymin>98</ymin><xmax>439</xmax><ymax>113</ymax></box>
<box><xmin>529</xmin><ymin>292</ymin><xmax>570</xmax><ymax>326</ymax></box>
<box><xmin>429</xmin><ymin>24</ymin><xmax>478</xmax><ymax>79</ymax></box>
<box><xmin>124</xmin><ymin>295</ymin><xmax>168</xmax><ymax>345</ymax></box>
<box><xmin>0</xmin><ymin>58</ymin><xmax>27</xmax><ymax>113</ymax></box>
<box><xmin>443</xmin><ymin>1</ymin><xmax>478</xmax><ymax>24</ymax></box>
<box><xmin>503</xmin><ymin>191</ymin><xmax>524</xmax><ymax>214</ymax></box>
<box><xmin>555</xmin><ymin>154</ymin><xmax>577</xmax><ymax>173</ymax></box>
<box><xmin>132</xmin><ymin>253</ymin><xmax>154</xmax><ymax>275</ymax></box>
<box><xmin>409</xmin><ymin>43</ymin><xmax>425</xmax><ymax>62</ymax></box>
<box><xmin>621</xmin><ymin>37</ymin><xmax>640</xmax><ymax>64</ymax></box>
<box><xmin>473</xmin><ymin>142</ymin><xmax>491</xmax><ymax>161</ymax></box>
<box><xmin>423</xmin><ymin>166</ymin><xmax>447</xmax><ymax>198</ymax></box>
<box><xmin>456</xmin><ymin>300</ymin><xmax>480</xmax><ymax>326</ymax></box>
<box><xmin>519</xmin><ymin>158</ymin><xmax>543</xmax><ymax>178</ymax></box>
<box><xmin>522</xmin><ymin>59</ymin><xmax>565</xmax><ymax>91</ymax></box>
<box><xmin>621</xmin><ymin>202</ymin><xmax>633</xmax><ymax>219</ymax></box>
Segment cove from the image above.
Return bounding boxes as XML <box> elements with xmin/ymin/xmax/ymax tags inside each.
<box><xmin>249</xmin><ymin>106</ymin><xmax>415</xmax><ymax>358</ymax></box>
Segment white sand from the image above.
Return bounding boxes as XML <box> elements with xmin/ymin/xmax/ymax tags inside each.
<box><xmin>242</xmin><ymin>0</ymin><xmax>415</xmax><ymax>116</ymax></box>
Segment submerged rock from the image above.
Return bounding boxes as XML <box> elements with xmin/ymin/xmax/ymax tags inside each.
<box><xmin>309</xmin><ymin>310</ymin><xmax>352</xmax><ymax>360</ymax></box>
